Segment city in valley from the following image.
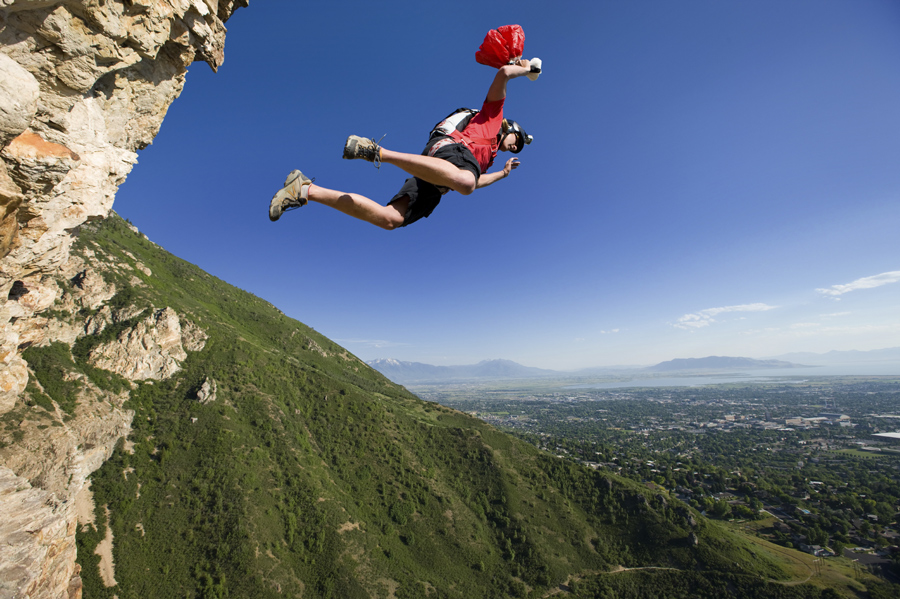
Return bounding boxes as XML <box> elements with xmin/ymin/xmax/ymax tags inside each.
<box><xmin>414</xmin><ymin>376</ymin><xmax>900</xmax><ymax>584</ymax></box>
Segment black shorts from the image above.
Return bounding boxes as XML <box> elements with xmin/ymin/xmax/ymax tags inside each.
<box><xmin>387</xmin><ymin>139</ymin><xmax>481</xmax><ymax>227</ymax></box>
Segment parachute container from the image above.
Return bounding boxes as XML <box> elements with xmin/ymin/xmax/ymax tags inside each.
<box><xmin>475</xmin><ymin>25</ymin><xmax>525</xmax><ymax>68</ymax></box>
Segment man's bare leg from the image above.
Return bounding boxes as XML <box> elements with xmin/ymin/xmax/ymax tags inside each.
<box><xmin>306</xmin><ymin>184</ymin><xmax>408</xmax><ymax>230</ymax></box>
<box><xmin>344</xmin><ymin>136</ymin><xmax>476</xmax><ymax>193</ymax></box>
<box><xmin>378</xmin><ymin>149</ymin><xmax>477</xmax><ymax>195</ymax></box>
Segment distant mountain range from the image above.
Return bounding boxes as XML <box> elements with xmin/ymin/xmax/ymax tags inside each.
<box><xmin>367</xmin><ymin>356</ymin><xmax>803</xmax><ymax>384</ymax></box>
<box><xmin>366</xmin><ymin>358</ymin><xmax>557</xmax><ymax>384</ymax></box>
<box><xmin>646</xmin><ymin>356</ymin><xmax>805</xmax><ymax>372</ymax></box>
<box><xmin>770</xmin><ymin>347</ymin><xmax>900</xmax><ymax>365</ymax></box>
<box><xmin>369</xmin><ymin>347</ymin><xmax>900</xmax><ymax>385</ymax></box>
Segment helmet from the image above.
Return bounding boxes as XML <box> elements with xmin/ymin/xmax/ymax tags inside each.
<box><xmin>501</xmin><ymin>119</ymin><xmax>532</xmax><ymax>154</ymax></box>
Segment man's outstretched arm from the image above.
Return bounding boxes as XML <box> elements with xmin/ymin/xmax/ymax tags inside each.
<box><xmin>476</xmin><ymin>157</ymin><xmax>520</xmax><ymax>189</ymax></box>
<box><xmin>486</xmin><ymin>59</ymin><xmax>534</xmax><ymax>102</ymax></box>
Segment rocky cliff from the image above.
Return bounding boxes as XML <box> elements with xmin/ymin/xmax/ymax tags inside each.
<box><xmin>0</xmin><ymin>2</ymin><xmax>244</xmax><ymax>597</ymax></box>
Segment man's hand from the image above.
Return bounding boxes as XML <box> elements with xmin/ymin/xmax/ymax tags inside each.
<box><xmin>502</xmin><ymin>157</ymin><xmax>521</xmax><ymax>177</ymax></box>
<box><xmin>527</xmin><ymin>57</ymin><xmax>541</xmax><ymax>80</ymax></box>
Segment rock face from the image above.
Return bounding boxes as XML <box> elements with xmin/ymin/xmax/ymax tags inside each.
<box><xmin>89</xmin><ymin>306</ymin><xmax>207</xmax><ymax>380</ymax></box>
<box><xmin>0</xmin><ymin>2</ymin><xmax>244</xmax><ymax>597</ymax></box>
<box><xmin>0</xmin><ymin>0</ymin><xmax>245</xmax><ymax>412</ymax></box>
<box><xmin>0</xmin><ymin>393</ymin><xmax>132</xmax><ymax>599</ymax></box>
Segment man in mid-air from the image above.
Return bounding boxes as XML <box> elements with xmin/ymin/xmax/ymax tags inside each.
<box><xmin>269</xmin><ymin>58</ymin><xmax>540</xmax><ymax>229</ymax></box>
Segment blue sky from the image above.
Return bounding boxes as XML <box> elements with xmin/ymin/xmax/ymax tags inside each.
<box><xmin>114</xmin><ymin>0</ymin><xmax>900</xmax><ymax>370</ymax></box>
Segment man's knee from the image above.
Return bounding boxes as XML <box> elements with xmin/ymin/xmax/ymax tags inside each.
<box><xmin>378</xmin><ymin>208</ymin><xmax>406</xmax><ymax>230</ymax></box>
<box><xmin>453</xmin><ymin>171</ymin><xmax>477</xmax><ymax>195</ymax></box>
<box><xmin>379</xmin><ymin>198</ymin><xmax>407</xmax><ymax>230</ymax></box>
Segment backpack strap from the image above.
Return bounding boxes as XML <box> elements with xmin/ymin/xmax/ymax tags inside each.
<box><xmin>430</xmin><ymin>108</ymin><xmax>479</xmax><ymax>140</ymax></box>
<box><xmin>448</xmin><ymin>129</ymin><xmax>499</xmax><ymax>155</ymax></box>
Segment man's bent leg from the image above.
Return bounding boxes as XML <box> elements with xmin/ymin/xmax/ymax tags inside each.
<box><xmin>343</xmin><ymin>136</ymin><xmax>476</xmax><ymax>195</ymax></box>
<box><xmin>380</xmin><ymin>149</ymin><xmax>476</xmax><ymax>195</ymax></box>
<box><xmin>307</xmin><ymin>184</ymin><xmax>406</xmax><ymax>230</ymax></box>
<box><xmin>380</xmin><ymin>149</ymin><xmax>477</xmax><ymax>195</ymax></box>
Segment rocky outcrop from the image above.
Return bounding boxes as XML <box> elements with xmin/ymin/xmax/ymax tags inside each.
<box><xmin>0</xmin><ymin>2</ymin><xmax>245</xmax><ymax>597</ymax></box>
<box><xmin>197</xmin><ymin>377</ymin><xmax>219</xmax><ymax>404</ymax></box>
<box><xmin>89</xmin><ymin>306</ymin><xmax>206</xmax><ymax>380</ymax></box>
<box><xmin>196</xmin><ymin>376</ymin><xmax>217</xmax><ymax>404</ymax></box>
<box><xmin>0</xmin><ymin>272</ymin><xmax>58</xmax><ymax>413</ymax></box>
<box><xmin>0</xmin><ymin>382</ymin><xmax>132</xmax><ymax>599</ymax></box>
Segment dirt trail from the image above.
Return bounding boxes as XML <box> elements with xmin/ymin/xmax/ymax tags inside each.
<box><xmin>95</xmin><ymin>506</ymin><xmax>118</xmax><ymax>587</ymax></box>
<box><xmin>74</xmin><ymin>481</ymin><xmax>95</xmax><ymax>527</ymax></box>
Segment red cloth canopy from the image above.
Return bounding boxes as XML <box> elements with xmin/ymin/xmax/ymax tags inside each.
<box><xmin>475</xmin><ymin>25</ymin><xmax>525</xmax><ymax>68</ymax></box>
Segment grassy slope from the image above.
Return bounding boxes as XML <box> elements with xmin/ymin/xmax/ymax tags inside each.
<box><xmin>51</xmin><ymin>215</ymin><xmax>838</xmax><ymax>599</ymax></box>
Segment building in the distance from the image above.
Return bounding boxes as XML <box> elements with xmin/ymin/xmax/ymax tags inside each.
<box><xmin>819</xmin><ymin>412</ymin><xmax>850</xmax><ymax>422</ymax></box>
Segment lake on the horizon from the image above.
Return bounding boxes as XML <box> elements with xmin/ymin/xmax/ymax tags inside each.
<box><xmin>562</xmin><ymin>362</ymin><xmax>900</xmax><ymax>390</ymax></box>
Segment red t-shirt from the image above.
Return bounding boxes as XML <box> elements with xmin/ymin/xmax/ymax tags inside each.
<box><xmin>459</xmin><ymin>97</ymin><xmax>504</xmax><ymax>172</ymax></box>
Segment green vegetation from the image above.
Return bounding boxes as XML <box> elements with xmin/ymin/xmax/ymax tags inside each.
<box><xmin>22</xmin><ymin>342</ymin><xmax>82</xmax><ymax>414</ymax></box>
<box><xmin>14</xmin><ymin>214</ymin><xmax>841</xmax><ymax>597</ymax></box>
<box><xmin>571</xmin><ymin>569</ymin><xmax>841</xmax><ymax>598</ymax></box>
<box><xmin>433</xmin><ymin>381</ymin><xmax>900</xmax><ymax>595</ymax></box>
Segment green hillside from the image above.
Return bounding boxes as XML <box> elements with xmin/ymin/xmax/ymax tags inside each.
<box><xmin>27</xmin><ymin>215</ymin><xmax>840</xmax><ymax>598</ymax></box>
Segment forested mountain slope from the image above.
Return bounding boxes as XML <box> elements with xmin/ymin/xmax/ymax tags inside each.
<box><xmin>16</xmin><ymin>215</ymin><xmax>840</xmax><ymax>598</ymax></box>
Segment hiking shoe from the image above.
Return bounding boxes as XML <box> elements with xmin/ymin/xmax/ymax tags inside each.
<box><xmin>269</xmin><ymin>169</ymin><xmax>312</xmax><ymax>222</ymax></box>
<box><xmin>343</xmin><ymin>135</ymin><xmax>382</xmax><ymax>167</ymax></box>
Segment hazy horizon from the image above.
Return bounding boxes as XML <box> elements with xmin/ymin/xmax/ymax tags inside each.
<box><xmin>368</xmin><ymin>346</ymin><xmax>900</xmax><ymax>373</ymax></box>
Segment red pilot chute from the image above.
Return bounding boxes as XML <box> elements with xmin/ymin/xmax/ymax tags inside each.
<box><xmin>475</xmin><ymin>25</ymin><xmax>525</xmax><ymax>68</ymax></box>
